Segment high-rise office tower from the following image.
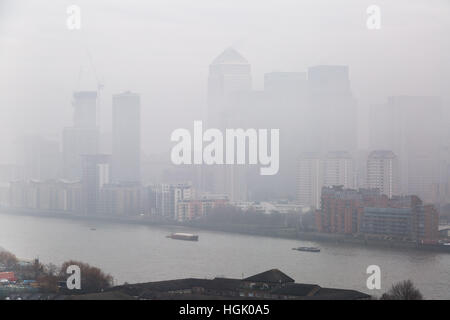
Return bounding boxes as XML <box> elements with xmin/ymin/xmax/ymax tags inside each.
<box><xmin>323</xmin><ymin>151</ymin><xmax>354</xmax><ymax>189</ymax></box>
<box><xmin>81</xmin><ymin>154</ymin><xmax>110</xmax><ymax>215</ymax></box>
<box><xmin>369</xmin><ymin>96</ymin><xmax>443</xmax><ymax>202</ymax></box>
<box><xmin>63</xmin><ymin>91</ymin><xmax>99</xmax><ymax>180</ymax></box>
<box><xmin>112</xmin><ymin>91</ymin><xmax>141</xmax><ymax>184</ymax></box>
<box><xmin>63</xmin><ymin>127</ymin><xmax>99</xmax><ymax>180</ymax></box>
<box><xmin>206</xmin><ymin>48</ymin><xmax>252</xmax><ymax>201</ymax></box>
<box><xmin>369</xmin><ymin>103</ymin><xmax>395</xmax><ymax>151</ymax></box>
<box><xmin>296</xmin><ymin>153</ymin><xmax>323</xmax><ymax>209</ymax></box>
<box><xmin>72</xmin><ymin>91</ymin><xmax>98</xmax><ymax>128</ymax></box>
<box><xmin>264</xmin><ymin>72</ymin><xmax>307</xmax><ymax>98</ymax></box>
<box><xmin>307</xmin><ymin>66</ymin><xmax>357</xmax><ymax>153</ymax></box>
<box><xmin>207</xmin><ymin>47</ymin><xmax>252</xmax><ymax>129</ymax></box>
<box><xmin>296</xmin><ymin>151</ymin><xmax>354</xmax><ymax>209</ymax></box>
<box><xmin>367</xmin><ymin>150</ymin><xmax>399</xmax><ymax>198</ymax></box>
<box><xmin>259</xmin><ymin>72</ymin><xmax>309</xmax><ymax>199</ymax></box>
<box><xmin>15</xmin><ymin>135</ymin><xmax>60</xmax><ymax>181</ymax></box>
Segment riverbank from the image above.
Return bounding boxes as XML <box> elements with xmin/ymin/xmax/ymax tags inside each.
<box><xmin>1</xmin><ymin>207</ymin><xmax>449</xmax><ymax>253</ymax></box>
<box><xmin>184</xmin><ymin>221</ymin><xmax>450</xmax><ymax>253</ymax></box>
<box><xmin>1</xmin><ymin>211</ymin><xmax>449</xmax><ymax>299</ymax></box>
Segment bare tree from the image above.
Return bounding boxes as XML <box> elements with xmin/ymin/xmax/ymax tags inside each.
<box><xmin>60</xmin><ymin>260</ymin><xmax>114</xmax><ymax>293</ymax></box>
<box><xmin>37</xmin><ymin>274</ymin><xmax>59</xmax><ymax>293</ymax></box>
<box><xmin>0</xmin><ymin>251</ymin><xmax>18</xmax><ymax>268</ymax></box>
<box><xmin>44</xmin><ymin>263</ymin><xmax>59</xmax><ymax>277</ymax></box>
<box><xmin>380</xmin><ymin>280</ymin><xmax>423</xmax><ymax>300</ymax></box>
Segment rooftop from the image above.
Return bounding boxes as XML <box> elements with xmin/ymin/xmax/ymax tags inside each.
<box><xmin>243</xmin><ymin>269</ymin><xmax>295</xmax><ymax>284</ymax></box>
<box><xmin>211</xmin><ymin>47</ymin><xmax>249</xmax><ymax>65</ymax></box>
<box><xmin>103</xmin><ymin>269</ymin><xmax>371</xmax><ymax>300</ymax></box>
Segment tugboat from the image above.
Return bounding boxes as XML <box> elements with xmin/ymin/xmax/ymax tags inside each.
<box><xmin>292</xmin><ymin>246</ymin><xmax>320</xmax><ymax>253</ymax></box>
<box><xmin>167</xmin><ymin>233</ymin><xmax>199</xmax><ymax>241</ymax></box>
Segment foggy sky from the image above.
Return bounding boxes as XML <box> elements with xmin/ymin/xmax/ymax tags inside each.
<box><xmin>1</xmin><ymin>0</ymin><xmax>449</xmax><ymax>163</ymax></box>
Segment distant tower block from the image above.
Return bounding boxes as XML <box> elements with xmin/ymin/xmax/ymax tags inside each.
<box><xmin>296</xmin><ymin>152</ymin><xmax>323</xmax><ymax>209</ymax></box>
<box><xmin>112</xmin><ymin>91</ymin><xmax>141</xmax><ymax>184</ymax></box>
<box><xmin>367</xmin><ymin>150</ymin><xmax>399</xmax><ymax>198</ymax></box>
<box><xmin>207</xmin><ymin>48</ymin><xmax>252</xmax><ymax>201</ymax></box>
<box><xmin>62</xmin><ymin>91</ymin><xmax>99</xmax><ymax>180</ymax></box>
<box><xmin>323</xmin><ymin>151</ymin><xmax>354</xmax><ymax>189</ymax></box>
<box><xmin>81</xmin><ymin>154</ymin><xmax>110</xmax><ymax>215</ymax></box>
<box><xmin>73</xmin><ymin>91</ymin><xmax>98</xmax><ymax>128</ymax></box>
<box><xmin>207</xmin><ymin>47</ymin><xmax>252</xmax><ymax>128</ymax></box>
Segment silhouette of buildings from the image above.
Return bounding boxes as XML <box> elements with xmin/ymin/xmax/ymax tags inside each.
<box><xmin>63</xmin><ymin>91</ymin><xmax>99</xmax><ymax>180</ymax></box>
<box><xmin>296</xmin><ymin>151</ymin><xmax>354</xmax><ymax>209</ymax></box>
<box><xmin>316</xmin><ymin>186</ymin><xmax>439</xmax><ymax>243</ymax></box>
<box><xmin>106</xmin><ymin>269</ymin><xmax>371</xmax><ymax>300</ymax></box>
<box><xmin>81</xmin><ymin>154</ymin><xmax>110</xmax><ymax>215</ymax></box>
<box><xmin>307</xmin><ymin>66</ymin><xmax>357</xmax><ymax>153</ymax></box>
<box><xmin>367</xmin><ymin>150</ymin><xmax>399</xmax><ymax>198</ymax></box>
<box><xmin>14</xmin><ymin>136</ymin><xmax>60</xmax><ymax>181</ymax></box>
<box><xmin>369</xmin><ymin>96</ymin><xmax>444</xmax><ymax>203</ymax></box>
<box><xmin>206</xmin><ymin>48</ymin><xmax>251</xmax><ymax>202</ymax></box>
<box><xmin>112</xmin><ymin>91</ymin><xmax>141</xmax><ymax>184</ymax></box>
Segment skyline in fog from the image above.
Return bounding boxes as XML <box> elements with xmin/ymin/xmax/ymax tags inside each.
<box><xmin>1</xmin><ymin>0</ymin><xmax>450</xmax><ymax>163</ymax></box>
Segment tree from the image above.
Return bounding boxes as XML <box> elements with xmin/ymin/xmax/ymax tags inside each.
<box><xmin>37</xmin><ymin>274</ymin><xmax>59</xmax><ymax>293</ymax></box>
<box><xmin>380</xmin><ymin>280</ymin><xmax>423</xmax><ymax>300</ymax></box>
<box><xmin>44</xmin><ymin>263</ymin><xmax>59</xmax><ymax>277</ymax></box>
<box><xmin>13</xmin><ymin>258</ymin><xmax>47</xmax><ymax>280</ymax></box>
<box><xmin>59</xmin><ymin>260</ymin><xmax>114</xmax><ymax>293</ymax></box>
<box><xmin>0</xmin><ymin>251</ymin><xmax>18</xmax><ymax>268</ymax></box>
<box><xmin>299</xmin><ymin>210</ymin><xmax>316</xmax><ymax>231</ymax></box>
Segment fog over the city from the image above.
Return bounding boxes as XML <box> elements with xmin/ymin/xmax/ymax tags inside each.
<box><xmin>1</xmin><ymin>0</ymin><xmax>450</xmax><ymax>301</ymax></box>
<box><xmin>0</xmin><ymin>0</ymin><xmax>449</xmax><ymax>164</ymax></box>
<box><xmin>0</xmin><ymin>0</ymin><xmax>450</xmax><ymax>162</ymax></box>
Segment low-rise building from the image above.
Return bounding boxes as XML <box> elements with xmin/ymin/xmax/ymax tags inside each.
<box><xmin>99</xmin><ymin>183</ymin><xmax>141</xmax><ymax>216</ymax></box>
<box><xmin>316</xmin><ymin>186</ymin><xmax>440</xmax><ymax>243</ymax></box>
<box><xmin>233</xmin><ymin>201</ymin><xmax>305</xmax><ymax>214</ymax></box>
<box><xmin>8</xmin><ymin>180</ymin><xmax>82</xmax><ymax>213</ymax></box>
<box><xmin>106</xmin><ymin>269</ymin><xmax>371</xmax><ymax>300</ymax></box>
<box><xmin>176</xmin><ymin>197</ymin><xmax>228</xmax><ymax>222</ymax></box>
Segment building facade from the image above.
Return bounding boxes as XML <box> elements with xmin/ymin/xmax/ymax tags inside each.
<box><xmin>369</xmin><ymin>96</ymin><xmax>444</xmax><ymax>203</ymax></box>
<box><xmin>296</xmin><ymin>153</ymin><xmax>322</xmax><ymax>209</ymax></box>
<box><xmin>316</xmin><ymin>186</ymin><xmax>439</xmax><ymax>243</ymax></box>
<box><xmin>63</xmin><ymin>91</ymin><xmax>99</xmax><ymax>180</ymax></box>
<box><xmin>366</xmin><ymin>150</ymin><xmax>399</xmax><ymax>198</ymax></box>
<box><xmin>112</xmin><ymin>91</ymin><xmax>141</xmax><ymax>184</ymax></box>
<box><xmin>80</xmin><ymin>154</ymin><xmax>110</xmax><ymax>215</ymax></box>
<box><xmin>297</xmin><ymin>151</ymin><xmax>354</xmax><ymax>209</ymax></box>
<box><xmin>206</xmin><ymin>48</ymin><xmax>252</xmax><ymax>202</ymax></box>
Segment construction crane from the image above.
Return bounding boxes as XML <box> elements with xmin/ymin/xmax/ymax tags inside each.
<box><xmin>85</xmin><ymin>47</ymin><xmax>104</xmax><ymax>128</ymax></box>
<box><xmin>75</xmin><ymin>44</ymin><xmax>104</xmax><ymax>128</ymax></box>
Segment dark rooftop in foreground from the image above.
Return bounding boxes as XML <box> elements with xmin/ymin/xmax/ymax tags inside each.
<box><xmin>2</xmin><ymin>269</ymin><xmax>371</xmax><ymax>300</ymax></box>
<box><xmin>243</xmin><ymin>269</ymin><xmax>295</xmax><ymax>284</ymax></box>
<box><xmin>98</xmin><ymin>269</ymin><xmax>371</xmax><ymax>300</ymax></box>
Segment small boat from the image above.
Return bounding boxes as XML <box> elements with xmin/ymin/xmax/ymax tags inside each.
<box><xmin>90</xmin><ymin>228</ymin><xmax>96</xmax><ymax>231</ymax></box>
<box><xmin>292</xmin><ymin>246</ymin><xmax>320</xmax><ymax>253</ymax></box>
<box><xmin>167</xmin><ymin>233</ymin><xmax>199</xmax><ymax>241</ymax></box>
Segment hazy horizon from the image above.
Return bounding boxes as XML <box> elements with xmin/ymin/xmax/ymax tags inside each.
<box><xmin>1</xmin><ymin>0</ymin><xmax>449</xmax><ymax>163</ymax></box>
<box><xmin>1</xmin><ymin>1</ymin><xmax>450</xmax><ymax>303</ymax></box>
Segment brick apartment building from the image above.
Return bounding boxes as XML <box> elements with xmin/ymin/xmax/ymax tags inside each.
<box><xmin>315</xmin><ymin>186</ymin><xmax>387</xmax><ymax>234</ymax></box>
<box><xmin>315</xmin><ymin>186</ymin><xmax>439</xmax><ymax>243</ymax></box>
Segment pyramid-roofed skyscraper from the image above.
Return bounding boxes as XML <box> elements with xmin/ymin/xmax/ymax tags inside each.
<box><xmin>211</xmin><ymin>47</ymin><xmax>249</xmax><ymax>65</ymax></box>
<box><xmin>207</xmin><ymin>47</ymin><xmax>252</xmax><ymax>128</ymax></box>
<box><xmin>201</xmin><ymin>48</ymin><xmax>252</xmax><ymax>202</ymax></box>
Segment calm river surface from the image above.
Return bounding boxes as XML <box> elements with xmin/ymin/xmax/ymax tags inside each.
<box><xmin>0</xmin><ymin>213</ymin><xmax>448</xmax><ymax>299</ymax></box>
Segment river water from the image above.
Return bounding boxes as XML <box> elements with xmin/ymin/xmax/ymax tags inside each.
<box><xmin>0</xmin><ymin>213</ymin><xmax>448</xmax><ymax>299</ymax></box>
